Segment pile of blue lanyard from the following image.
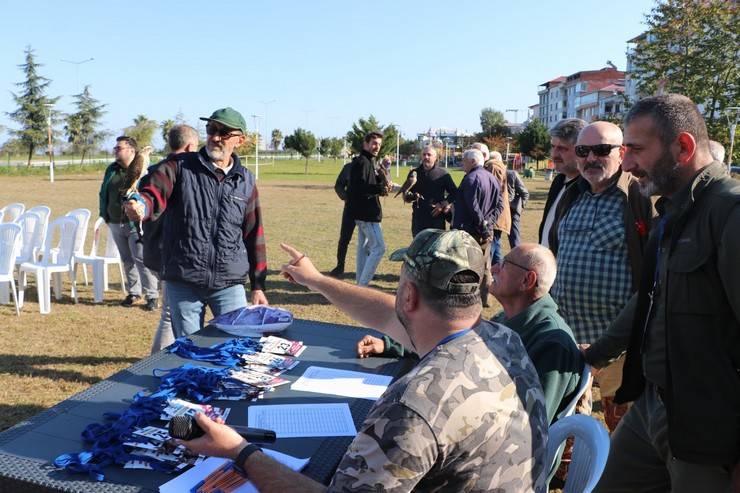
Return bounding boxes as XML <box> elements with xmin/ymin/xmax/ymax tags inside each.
<box><xmin>53</xmin><ymin>338</ymin><xmax>258</xmax><ymax>481</ymax></box>
<box><xmin>168</xmin><ymin>337</ymin><xmax>262</xmax><ymax>366</ymax></box>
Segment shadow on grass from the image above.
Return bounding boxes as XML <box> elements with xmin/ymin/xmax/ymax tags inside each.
<box><xmin>0</xmin><ymin>354</ymin><xmax>140</xmax><ymax>385</ymax></box>
<box><xmin>266</xmin><ymin>183</ymin><xmax>333</xmax><ymax>191</ymax></box>
<box><xmin>528</xmin><ymin>190</ymin><xmax>550</xmax><ymax>203</ymax></box>
<box><xmin>0</xmin><ymin>404</ymin><xmax>48</xmax><ymax>432</ymax></box>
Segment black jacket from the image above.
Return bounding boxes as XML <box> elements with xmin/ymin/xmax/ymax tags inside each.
<box><xmin>347</xmin><ymin>151</ymin><xmax>385</xmax><ymax>222</ymax></box>
<box><xmin>538</xmin><ymin>173</ymin><xmax>577</xmax><ymax>243</ymax></box>
<box><xmin>404</xmin><ymin>164</ymin><xmax>457</xmax><ymax>234</ymax></box>
<box><xmin>615</xmin><ymin>163</ymin><xmax>740</xmax><ymax>466</ymax></box>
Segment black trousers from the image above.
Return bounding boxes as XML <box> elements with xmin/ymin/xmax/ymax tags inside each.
<box><xmin>411</xmin><ymin>212</ymin><xmax>446</xmax><ymax>238</ymax></box>
<box><xmin>336</xmin><ymin>204</ymin><xmax>356</xmax><ymax>267</ymax></box>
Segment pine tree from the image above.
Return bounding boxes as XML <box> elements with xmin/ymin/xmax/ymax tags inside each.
<box><xmin>7</xmin><ymin>46</ymin><xmax>60</xmax><ymax>167</ymax></box>
<box><xmin>631</xmin><ymin>0</ymin><xmax>738</xmax><ymax>141</ymax></box>
<box><xmin>65</xmin><ymin>86</ymin><xmax>107</xmax><ymax>164</ymax></box>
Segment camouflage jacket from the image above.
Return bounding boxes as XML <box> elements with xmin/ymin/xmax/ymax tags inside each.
<box><xmin>328</xmin><ymin>320</ymin><xmax>548</xmax><ymax>492</ymax></box>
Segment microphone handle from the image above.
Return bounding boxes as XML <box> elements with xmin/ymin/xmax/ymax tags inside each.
<box><xmin>231</xmin><ymin>425</ymin><xmax>277</xmax><ymax>443</ymax></box>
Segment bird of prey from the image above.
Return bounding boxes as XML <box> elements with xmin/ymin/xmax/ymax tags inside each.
<box><xmin>120</xmin><ymin>146</ymin><xmax>153</xmax><ymax>197</ymax></box>
<box><xmin>394</xmin><ymin>170</ymin><xmax>417</xmax><ymax>198</ymax></box>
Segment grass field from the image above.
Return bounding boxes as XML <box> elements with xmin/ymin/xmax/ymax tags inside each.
<box><xmin>0</xmin><ymin>159</ymin><xmax>554</xmax><ymax>432</ymax></box>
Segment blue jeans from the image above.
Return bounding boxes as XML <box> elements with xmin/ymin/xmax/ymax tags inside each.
<box><xmin>355</xmin><ymin>220</ymin><xmax>385</xmax><ymax>286</ymax></box>
<box><xmin>167</xmin><ymin>281</ymin><xmax>247</xmax><ymax>337</ymax></box>
<box><xmin>108</xmin><ymin>222</ymin><xmax>159</xmax><ymax>299</ymax></box>
<box><xmin>491</xmin><ymin>230</ymin><xmax>504</xmax><ymax>266</ymax></box>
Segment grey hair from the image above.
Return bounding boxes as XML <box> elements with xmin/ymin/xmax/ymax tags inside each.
<box><xmin>489</xmin><ymin>151</ymin><xmax>503</xmax><ymax>163</ymax></box>
<box><xmin>168</xmin><ymin>124</ymin><xmax>199</xmax><ymax>152</ymax></box>
<box><xmin>471</xmin><ymin>142</ymin><xmax>490</xmax><ymax>161</ymax></box>
<box><xmin>517</xmin><ymin>244</ymin><xmax>557</xmax><ymax>297</ymax></box>
<box><xmin>422</xmin><ymin>144</ymin><xmax>438</xmax><ymax>155</ymax></box>
<box><xmin>709</xmin><ymin>140</ymin><xmax>726</xmax><ymax>163</ymax></box>
<box><xmin>463</xmin><ymin>149</ymin><xmax>484</xmax><ymax>167</ymax></box>
<box><xmin>550</xmin><ymin>118</ymin><xmax>587</xmax><ymax>145</ymax></box>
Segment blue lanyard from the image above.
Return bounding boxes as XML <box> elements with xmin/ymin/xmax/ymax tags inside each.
<box><xmin>168</xmin><ymin>337</ymin><xmax>260</xmax><ymax>367</ymax></box>
<box><xmin>436</xmin><ymin>328</ymin><xmax>473</xmax><ymax>347</ymax></box>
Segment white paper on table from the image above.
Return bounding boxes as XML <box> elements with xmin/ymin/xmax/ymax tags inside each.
<box><xmin>159</xmin><ymin>449</ymin><xmax>309</xmax><ymax>493</ymax></box>
<box><xmin>247</xmin><ymin>402</ymin><xmax>357</xmax><ymax>438</ymax></box>
<box><xmin>290</xmin><ymin>366</ymin><xmax>392</xmax><ymax>400</ymax></box>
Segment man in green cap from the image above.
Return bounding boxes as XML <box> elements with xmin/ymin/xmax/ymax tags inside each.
<box><xmin>125</xmin><ymin>107</ymin><xmax>268</xmax><ymax>338</ymax></box>
<box><xmin>183</xmin><ymin>229</ymin><xmax>548</xmax><ymax>492</ymax></box>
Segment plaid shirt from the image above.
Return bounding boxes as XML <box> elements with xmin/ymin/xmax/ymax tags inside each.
<box><xmin>551</xmin><ymin>185</ymin><xmax>632</xmax><ymax>344</ymax></box>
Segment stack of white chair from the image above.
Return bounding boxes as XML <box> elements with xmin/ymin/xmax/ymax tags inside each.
<box><xmin>0</xmin><ymin>211</ymin><xmax>44</xmax><ymax>306</ymax></box>
<box><xmin>0</xmin><ymin>203</ymin><xmax>25</xmax><ymax>223</ymax></box>
<box><xmin>74</xmin><ymin>217</ymin><xmax>126</xmax><ymax>303</ymax></box>
<box><xmin>18</xmin><ymin>216</ymin><xmax>79</xmax><ymax>314</ymax></box>
<box><xmin>0</xmin><ymin>223</ymin><xmax>22</xmax><ymax>315</ymax></box>
<box><xmin>25</xmin><ymin>206</ymin><xmax>51</xmax><ymax>260</ymax></box>
<box><xmin>64</xmin><ymin>208</ymin><xmax>91</xmax><ymax>285</ymax></box>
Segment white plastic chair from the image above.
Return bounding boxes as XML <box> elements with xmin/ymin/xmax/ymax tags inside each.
<box><xmin>74</xmin><ymin>217</ymin><xmax>125</xmax><ymax>303</ymax></box>
<box><xmin>557</xmin><ymin>364</ymin><xmax>593</xmax><ymax>421</ymax></box>
<box><xmin>0</xmin><ymin>223</ymin><xmax>22</xmax><ymax>315</ymax></box>
<box><xmin>0</xmin><ymin>203</ymin><xmax>25</xmax><ymax>223</ymax></box>
<box><xmin>546</xmin><ymin>414</ymin><xmax>610</xmax><ymax>493</ymax></box>
<box><xmin>64</xmin><ymin>208</ymin><xmax>91</xmax><ymax>285</ymax></box>
<box><xmin>26</xmin><ymin>206</ymin><xmax>51</xmax><ymax>259</ymax></box>
<box><xmin>18</xmin><ymin>216</ymin><xmax>79</xmax><ymax>314</ymax></box>
<box><xmin>13</xmin><ymin>212</ymin><xmax>44</xmax><ymax>267</ymax></box>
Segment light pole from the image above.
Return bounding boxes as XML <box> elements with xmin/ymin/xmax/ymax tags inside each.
<box><xmin>505</xmin><ymin>137</ymin><xmax>512</xmax><ymax>163</ymax></box>
<box><xmin>61</xmin><ymin>57</ymin><xmax>94</xmax><ymax>94</ymax></box>
<box><xmin>259</xmin><ymin>99</ymin><xmax>276</xmax><ymax>150</ymax></box>
<box><xmin>251</xmin><ymin>114</ymin><xmax>262</xmax><ymax>180</ymax></box>
<box><xmin>44</xmin><ymin>103</ymin><xmax>55</xmax><ymax>183</ymax></box>
<box><xmin>395</xmin><ymin>128</ymin><xmax>401</xmax><ymax>178</ymax></box>
<box><xmin>506</xmin><ymin>108</ymin><xmax>520</xmax><ymax>124</ymax></box>
<box><xmin>726</xmin><ymin>106</ymin><xmax>739</xmax><ymax>171</ymax></box>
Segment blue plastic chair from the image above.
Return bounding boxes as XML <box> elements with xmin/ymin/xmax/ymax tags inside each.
<box><xmin>546</xmin><ymin>414</ymin><xmax>610</xmax><ymax>493</ymax></box>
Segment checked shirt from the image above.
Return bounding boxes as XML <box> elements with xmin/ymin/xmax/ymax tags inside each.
<box><xmin>551</xmin><ymin>185</ymin><xmax>632</xmax><ymax>344</ymax></box>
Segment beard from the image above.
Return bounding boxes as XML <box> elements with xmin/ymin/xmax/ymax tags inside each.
<box><xmin>206</xmin><ymin>143</ymin><xmax>227</xmax><ymax>162</ymax></box>
<box><xmin>637</xmin><ymin>151</ymin><xmax>681</xmax><ymax>197</ymax></box>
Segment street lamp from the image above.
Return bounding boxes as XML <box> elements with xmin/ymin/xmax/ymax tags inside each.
<box><xmin>259</xmin><ymin>99</ymin><xmax>276</xmax><ymax>150</ymax></box>
<box><xmin>395</xmin><ymin>128</ymin><xmax>401</xmax><ymax>178</ymax></box>
<box><xmin>61</xmin><ymin>57</ymin><xmax>94</xmax><ymax>94</ymax></box>
<box><xmin>251</xmin><ymin>114</ymin><xmax>262</xmax><ymax>180</ymax></box>
<box><xmin>44</xmin><ymin>102</ymin><xmax>55</xmax><ymax>183</ymax></box>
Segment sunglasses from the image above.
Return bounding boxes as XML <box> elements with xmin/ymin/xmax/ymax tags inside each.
<box><xmin>206</xmin><ymin>123</ymin><xmax>242</xmax><ymax>139</ymax></box>
<box><xmin>574</xmin><ymin>144</ymin><xmax>621</xmax><ymax>158</ymax></box>
<box><xmin>113</xmin><ymin>145</ymin><xmax>132</xmax><ymax>151</ymax></box>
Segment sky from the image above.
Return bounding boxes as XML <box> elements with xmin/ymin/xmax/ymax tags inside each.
<box><xmin>0</xmin><ymin>0</ymin><xmax>654</xmax><ymax>148</ymax></box>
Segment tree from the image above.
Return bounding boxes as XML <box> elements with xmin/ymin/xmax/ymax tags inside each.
<box><xmin>631</xmin><ymin>0</ymin><xmax>739</xmax><ymax>152</ymax></box>
<box><xmin>346</xmin><ymin>115</ymin><xmax>399</xmax><ymax>158</ymax></box>
<box><xmin>160</xmin><ymin>119</ymin><xmax>176</xmax><ymax>152</ymax></box>
<box><xmin>270</xmin><ymin>129</ymin><xmax>283</xmax><ymax>150</ymax></box>
<box><xmin>7</xmin><ymin>46</ymin><xmax>60</xmax><ymax>167</ymax></box>
<box><xmin>479</xmin><ymin>107</ymin><xmax>510</xmax><ymax>138</ymax></box>
<box><xmin>124</xmin><ymin>114</ymin><xmax>158</xmax><ymax>148</ymax></box>
<box><xmin>64</xmin><ymin>86</ymin><xmax>107</xmax><ymax>164</ymax></box>
<box><xmin>319</xmin><ymin>137</ymin><xmax>345</xmax><ymax>161</ymax></box>
<box><xmin>517</xmin><ymin>119</ymin><xmax>551</xmax><ymax>161</ymax></box>
<box><xmin>234</xmin><ymin>132</ymin><xmax>258</xmax><ymax>156</ymax></box>
<box><xmin>284</xmin><ymin>128</ymin><xmax>317</xmax><ymax>174</ymax></box>
<box><xmin>399</xmin><ymin>140</ymin><xmax>418</xmax><ymax>159</ymax></box>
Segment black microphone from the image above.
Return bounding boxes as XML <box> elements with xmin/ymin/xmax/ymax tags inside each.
<box><xmin>169</xmin><ymin>415</ymin><xmax>277</xmax><ymax>443</ymax></box>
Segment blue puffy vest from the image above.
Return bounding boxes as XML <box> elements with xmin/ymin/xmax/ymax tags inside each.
<box><xmin>161</xmin><ymin>150</ymin><xmax>254</xmax><ymax>290</ymax></box>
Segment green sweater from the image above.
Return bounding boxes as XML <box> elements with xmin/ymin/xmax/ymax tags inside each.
<box><xmin>498</xmin><ymin>294</ymin><xmax>583</xmax><ymax>424</ymax></box>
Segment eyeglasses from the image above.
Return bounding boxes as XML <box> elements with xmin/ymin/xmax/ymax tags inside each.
<box><xmin>575</xmin><ymin>144</ymin><xmax>621</xmax><ymax>158</ymax></box>
<box><xmin>113</xmin><ymin>146</ymin><xmax>132</xmax><ymax>152</ymax></box>
<box><xmin>501</xmin><ymin>257</ymin><xmax>530</xmax><ymax>272</ymax></box>
<box><xmin>206</xmin><ymin>123</ymin><xmax>242</xmax><ymax>140</ymax></box>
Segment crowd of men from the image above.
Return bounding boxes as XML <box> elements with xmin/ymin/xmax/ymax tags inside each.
<box><xmin>107</xmin><ymin>94</ymin><xmax>739</xmax><ymax>492</ymax></box>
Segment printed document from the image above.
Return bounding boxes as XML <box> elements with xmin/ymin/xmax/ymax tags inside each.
<box><xmin>247</xmin><ymin>402</ymin><xmax>357</xmax><ymax>438</ymax></box>
<box><xmin>290</xmin><ymin>366</ymin><xmax>392</xmax><ymax>400</ymax></box>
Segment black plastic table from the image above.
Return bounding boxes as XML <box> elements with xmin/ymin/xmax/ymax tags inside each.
<box><xmin>0</xmin><ymin>319</ymin><xmax>409</xmax><ymax>492</ymax></box>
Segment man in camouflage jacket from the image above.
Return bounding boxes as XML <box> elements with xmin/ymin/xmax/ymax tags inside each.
<box><xmin>184</xmin><ymin>229</ymin><xmax>548</xmax><ymax>492</ymax></box>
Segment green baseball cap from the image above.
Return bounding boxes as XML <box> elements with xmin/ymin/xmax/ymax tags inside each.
<box><xmin>200</xmin><ymin>107</ymin><xmax>247</xmax><ymax>134</ymax></box>
<box><xmin>403</xmin><ymin>229</ymin><xmax>484</xmax><ymax>294</ymax></box>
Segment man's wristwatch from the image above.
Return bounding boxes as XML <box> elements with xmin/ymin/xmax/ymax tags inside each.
<box><xmin>232</xmin><ymin>443</ymin><xmax>262</xmax><ymax>476</ymax></box>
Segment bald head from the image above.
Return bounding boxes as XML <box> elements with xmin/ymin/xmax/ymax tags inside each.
<box><xmin>513</xmin><ymin>244</ymin><xmax>557</xmax><ymax>297</ymax></box>
<box><xmin>576</xmin><ymin>121</ymin><xmax>624</xmax><ymax>193</ymax></box>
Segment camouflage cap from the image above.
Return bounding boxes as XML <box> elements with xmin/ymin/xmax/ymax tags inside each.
<box><xmin>403</xmin><ymin>229</ymin><xmax>484</xmax><ymax>294</ymax></box>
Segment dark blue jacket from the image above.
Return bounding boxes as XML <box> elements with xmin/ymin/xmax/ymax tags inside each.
<box><xmin>138</xmin><ymin>148</ymin><xmax>266</xmax><ymax>291</ymax></box>
<box><xmin>452</xmin><ymin>166</ymin><xmax>501</xmax><ymax>242</ymax></box>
